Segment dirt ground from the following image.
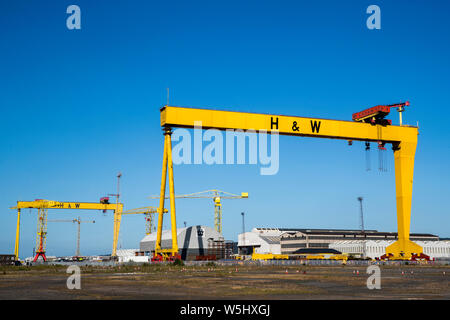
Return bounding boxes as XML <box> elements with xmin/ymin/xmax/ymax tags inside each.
<box><xmin>0</xmin><ymin>264</ymin><xmax>448</xmax><ymax>300</ymax></box>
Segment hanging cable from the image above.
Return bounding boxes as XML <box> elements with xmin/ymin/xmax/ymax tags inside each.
<box><xmin>378</xmin><ymin>142</ymin><xmax>387</xmax><ymax>172</ymax></box>
<box><xmin>365</xmin><ymin>142</ymin><xmax>371</xmax><ymax>171</ymax></box>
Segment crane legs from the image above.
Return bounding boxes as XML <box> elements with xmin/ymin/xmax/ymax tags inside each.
<box><xmin>386</xmin><ymin>141</ymin><xmax>423</xmax><ymax>259</ymax></box>
<box><xmin>112</xmin><ymin>207</ymin><xmax>123</xmax><ymax>257</ymax></box>
<box><xmin>33</xmin><ymin>208</ymin><xmax>48</xmax><ymax>262</ymax></box>
<box><xmin>154</xmin><ymin>128</ymin><xmax>179</xmax><ymax>261</ymax></box>
<box><xmin>14</xmin><ymin>209</ymin><xmax>21</xmax><ymax>261</ymax></box>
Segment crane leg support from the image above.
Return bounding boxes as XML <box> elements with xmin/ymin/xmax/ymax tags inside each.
<box><xmin>14</xmin><ymin>209</ymin><xmax>21</xmax><ymax>261</ymax></box>
<box><xmin>167</xmin><ymin>129</ymin><xmax>179</xmax><ymax>255</ymax></box>
<box><xmin>155</xmin><ymin>130</ymin><xmax>168</xmax><ymax>256</ymax></box>
<box><xmin>386</xmin><ymin>141</ymin><xmax>423</xmax><ymax>260</ymax></box>
<box><xmin>153</xmin><ymin>128</ymin><xmax>180</xmax><ymax>261</ymax></box>
<box><xmin>112</xmin><ymin>209</ymin><xmax>123</xmax><ymax>257</ymax></box>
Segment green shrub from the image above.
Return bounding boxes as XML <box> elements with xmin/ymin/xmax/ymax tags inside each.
<box><xmin>173</xmin><ymin>259</ymin><xmax>184</xmax><ymax>266</ymax></box>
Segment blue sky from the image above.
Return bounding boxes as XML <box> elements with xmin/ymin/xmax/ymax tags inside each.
<box><xmin>1</xmin><ymin>1</ymin><xmax>449</xmax><ymax>258</ymax></box>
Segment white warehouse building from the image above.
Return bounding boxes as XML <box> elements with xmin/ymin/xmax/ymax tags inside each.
<box><xmin>238</xmin><ymin>228</ymin><xmax>300</xmax><ymax>255</ymax></box>
<box><xmin>330</xmin><ymin>240</ymin><xmax>450</xmax><ymax>260</ymax></box>
<box><xmin>238</xmin><ymin>227</ymin><xmax>450</xmax><ymax>260</ymax></box>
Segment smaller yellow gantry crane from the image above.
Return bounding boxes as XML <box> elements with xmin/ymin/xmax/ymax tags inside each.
<box><xmin>149</xmin><ymin>189</ymin><xmax>248</xmax><ymax>234</ymax></box>
<box><xmin>11</xmin><ymin>199</ymin><xmax>123</xmax><ymax>261</ymax></box>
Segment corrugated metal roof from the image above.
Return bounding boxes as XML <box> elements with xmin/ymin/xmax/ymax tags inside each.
<box><xmin>279</xmin><ymin>229</ymin><xmax>438</xmax><ymax>238</ymax></box>
<box><xmin>292</xmin><ymin>248</ymin><xmax>342</xmax><ymax>254</ymax></box>
<box><xmin>258</xmin><ymin>227</ymin><xmax>438</xmax><ymax>238</ymax></box>
<box><xmin>259</xmin><ymin>236</ymin><xmax>280</xmax><ymax>244</ymax></box>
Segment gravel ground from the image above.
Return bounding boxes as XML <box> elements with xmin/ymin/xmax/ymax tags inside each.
<box><xmin>0</xmin><ymin>264</ymin><xmax>448</xmax><ymax>300</ymax></box>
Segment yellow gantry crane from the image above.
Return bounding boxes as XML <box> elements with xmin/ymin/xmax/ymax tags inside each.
<box><xmin>11</xmin><ymin>199</ymin><xmax>123</xmax><ymax>261</ymax></box>
<box><xmin>149</xmin><ymin>190</ymin><xmax>248</xmax><ymax>234</ymax></box>
<box><xmin>47</xmin><ymin>217</ymin><xmax>95</xmax><ymax>257</ymax></box>
<box><xmin>154</xmin><ymin>103</ymin><xmax>422</xmax><ymax>261</ymax></box>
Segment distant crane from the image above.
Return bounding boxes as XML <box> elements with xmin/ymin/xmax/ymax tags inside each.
<box><xmin>47</xmin><ymin>217</ymin><xmax>95</xmax><ymax>257</ymax></box>
<box><xmin>120</xmin><ymin>206</ymin><xmax>166</xmax><ymax>235</ymax></box>
<box><xmin>149</xmin><ymin>189</ymin><xmax>248</xmax><ymax>234</ymax></box>
<box><xmin>357</xmin><ymin>197</ymin><xmax>365</xmax><ymax>234</ymax></box>
<box><xmin>357</xmin><ymin>197</ymin><xmax>366</xmax><ymax>259</ymax></box>
<box><xmin>241</xmin><ymin>212</ymin><xmax>246</xmax><ymax>255</ymax></box>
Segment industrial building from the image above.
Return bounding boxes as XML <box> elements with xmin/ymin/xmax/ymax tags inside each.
<box><xmin>280</xmin><ymin>229</ymin><xmax>438</xmax><ymax>254</ymax></box>
<box><xmin>0</xmin><ymin>254</ymin><xmax>16</xmax><ymax>265</ymax></box>
<box><xmin>116</xmin><ymin>249</ymin><xmax>150</xmax><ymax>263</ymax></box>
<box><xmin>140</xmin><ymin>225</ymin><xmax>228</xmax><ymax>260</ymax></box>
<box><xmin>237</xmin><ymin>227</ymin><xmax>450</xmax><ymax>259</ymax></box>
<box><xmin>238</xmin><ymin>228</ymin><xmax>306</xmax><ymax>255</ymax></box>
<box><xmin>330</xmin><ymin>240</ymin><xmax>450</xmax><ymax>260</ymax></box>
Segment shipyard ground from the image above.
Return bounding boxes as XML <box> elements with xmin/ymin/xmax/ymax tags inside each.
<box><xmin>0</xmin><ymin>264</ymin><xmax>448</xmax><ymax>300</ymax></box>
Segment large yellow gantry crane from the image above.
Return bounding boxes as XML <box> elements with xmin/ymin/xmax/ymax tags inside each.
<box><xmin>149</xmin><ymin>189</ymin><xmax>248</xmax><ymax>234</ymax></box>
<box><xmin>11</xmin><ymin>199</ymin><xmax>123</xmax><ymax>261</ymax></box>
<box><xmin>155</xmin><ymin>103</ymin><xmax>422</xmax><ymax>261</ymax></box>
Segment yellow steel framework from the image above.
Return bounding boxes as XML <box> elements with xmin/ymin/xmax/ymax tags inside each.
<box><xmin>158</xmin><ymin>105</ymin><xmax>421</xmax><ymax>260</ymax></box>
<box><xmin>11</xmin><ymin>200</ymin><xmax>124</xmax><ymax>261</ymax></box>
<box><xmin>149</xmin><ymin>189</ymin><xmax>248</xmax><ymax>234</ymax></box>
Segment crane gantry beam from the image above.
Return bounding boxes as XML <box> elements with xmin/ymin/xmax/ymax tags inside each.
<box><xmin>156</xmin><ymin>105</ymin><xmax>421</xmax><ymax>260</ymax></box>
<box><xmin>160</xmin><ymin>106</ymin><xmax>418</xmax><ymax>144</ymax></box>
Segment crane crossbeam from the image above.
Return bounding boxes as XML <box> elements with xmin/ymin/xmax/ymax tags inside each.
<box><xmin>160</xmin><ymin>106</ymin><xmax>418</xmax><ymax>144</ymax></box>
<box><xmin>13</xmin><ymin>200</ymin><xmax>121</xmax><ymax>211</ymax></box>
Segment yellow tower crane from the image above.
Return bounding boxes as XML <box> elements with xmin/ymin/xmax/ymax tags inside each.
<box><xmin>149</xmin><ymin>190</ymin><xmax>248</xmax><ymax>234</ymax></box>
<box><xmin>121</xmin><ymin>206</ymin><xmax>167</xmax><ymax>235</ymax></box>
<box><xmin>154</xmin><ymin>103</ymin><xmax>423</xmax><ymax>261</ymax></box>
<box><xmin>47</xmin><ymin>217</ymin><xmax>95</xmax><ymax>258</ymax></box>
